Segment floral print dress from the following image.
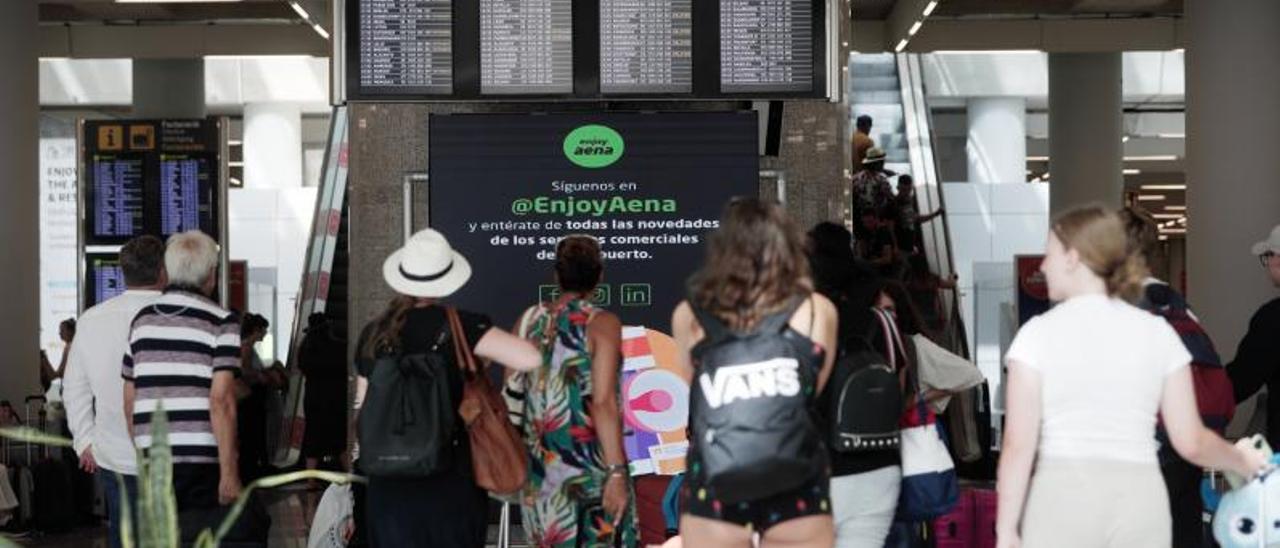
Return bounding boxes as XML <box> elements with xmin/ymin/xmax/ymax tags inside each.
<box><xmin>518</xmin><ymin>299</ymin><xmax>638</xmax><ymax>548</ymax></box>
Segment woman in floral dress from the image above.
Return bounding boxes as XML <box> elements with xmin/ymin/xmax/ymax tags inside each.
<box><xmin>516</xmin><ymin>235</ymin><xmax>637</xmax><ymax>547</ymax></box>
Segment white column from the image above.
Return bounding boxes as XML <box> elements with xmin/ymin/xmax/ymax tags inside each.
<box><xmin>1048</xmin><ymin>53</ymin><xmax>1123</xmax><ymax>214</ymax></box>
<box><xmin>0</xmin><ymin>0</ymin><xmax>40</xmax><ymax>405</ymax></box>
<box><xmin>1185</xmin><ymin>0</ymin><xmax>1280</xmax><ymax>358</ymax></box>
<box><xmin>132</xmin><ymin>59</ymin><xmax>206</xmax><ymax>119</ymax></box>
<box><xmin>243</xmin><ymin>103</ymin><xmax>303</xmax><ymax>189</ymax></box>
<box><xmin>966</xmin><ymin>97</ymin><xmax>1026</xmax><ymax>184</ymax></box>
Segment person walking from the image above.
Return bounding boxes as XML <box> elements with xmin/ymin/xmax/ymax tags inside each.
<box><xmin>1226</xmin><ymin>224</ymin><xmax>1280</xmax><ymax>447</ymax></box>
<box><xmin>514</xmin><ymin>235</ymin><xmax>637</xmax><ymax>547</ymax></box>
<box><xmin>123</xmin><ymin>230</ymin><xmax>242</xmax><ymax>512</ymax></box>
<box><xmin>995</xmin><ymin>206</ymin><xmax>1268</xmax><ymax>548</ymax></box>
<box><xmin>672</xmin><ymin>198</ymin><xmax>839</xmax><ymax>548</ymax></box>
<box><xmin>354</xmin><ymin>228</ymin><xmax>542</xmax><ymax>548</ymax></box>
<box><xmin>64</xmin><ymin>235</ymin><xmax>165</xmax><ymax>548</ymax></box>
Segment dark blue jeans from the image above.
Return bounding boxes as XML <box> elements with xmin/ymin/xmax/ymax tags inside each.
<box><xmin>97</xmin><ymin>469</ymin><xmax>138</xmax><ymax>548</ymax></box>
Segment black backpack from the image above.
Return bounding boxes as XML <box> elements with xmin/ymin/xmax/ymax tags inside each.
<box><xmin>827</xmin><ymin>307</ymin><xmax>903</xmax><ymax>453</ymax></box>
<box><xmin>688</xmin><ymin>297</ymin><xmax>824</xmax><ymax>504</ymax></box>
<box><xmin>357</xmin><ymin>326</ymin><xmax>457</xmax><ymax>478</ymax></box>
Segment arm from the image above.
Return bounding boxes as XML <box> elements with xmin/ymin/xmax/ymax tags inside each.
<box><xmin>806</xmin><ymin>294</ymin><xmax>840</xmax><ymax>393</ymax></box>
<box><xmin>671</xmin><ymin>302</ymin><xmax>697</xmax><ymax>379</ymax></box>
<box><xmin>123</xmin><ymin>381</ymin><xmax>136</xmax><ymax>440</ymax></box>
<box><xmin>587</xmin><ymin>312</ymin><xmax>630</xmax><ymax>525</ymax></box>
<box><xmin>474</xmin><ymin>327</ymin><xmax>542</xmax><ymax>372</ymax></box>
<box><xmin>995</xmin><ymin>361</ymin><xmax>1042</xmax><ymax>546</ymax></box>
<box><xmin>62</xmin><ymin>337</ymin><xmax>96</xmax><ymax>460</ymax></box>
<box><xmin>209</xmin><ymin>370</ymin><xmax>241</xmax><ymax>503</ymax></box>
<box><xmin>1227</xmin><ymin>306</ymin><xmax>1280</xmax><ymax>402</ymax></box>
<box><xmin>56</xmin><ymin>343</ymin><xmax>71</xmax><ymax>380</ymax></box>
<box><xmin>1162</xmin><ymin>366</ymin><xmax>1266</xmax><ymax>477</ymax></box>
<box><xmin>870</xmin><ymin>243</ymin><xmax>896</xmax><ymax>266</ymax></box>
<box><xmin>919</xmin><ymin>208</ymin><xmax>945</xmax><ymax>224</ymax></box>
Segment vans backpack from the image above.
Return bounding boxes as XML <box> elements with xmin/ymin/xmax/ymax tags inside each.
<box><xmin>357</xmin><ymin>326</ymin><xmax>458</xmax><ymax>478</ymax></box>
<box><xmin>828</xmin><ymin>307</ymin><xmax>903</xmax><ymax>453</ymax></box>
<box><xmin>688</xmin><ymin>297</ymin><xmax>823</xmax><ymax>504</ymax></box>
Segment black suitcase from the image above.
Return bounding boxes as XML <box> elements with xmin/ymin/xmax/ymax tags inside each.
<box><xmin>25</xmin><ymin>396</ymin><xmax>77</xmax><ymax>533</ymax></box>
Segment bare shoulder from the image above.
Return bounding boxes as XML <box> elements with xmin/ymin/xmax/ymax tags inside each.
<box><xmin>588</xmin><ymin>309</ymin><xmax>622</xmax><ymax>332</ymax></box>
<box><xmin>672</xmin><ymin>300</ymin><xmax>694</xmax><ymax>328</ymax></box>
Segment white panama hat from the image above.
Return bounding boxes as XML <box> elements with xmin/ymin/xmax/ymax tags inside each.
<box><xmin>1251</xmin><ymin>224</ymin><xmax>1280</xmax><ymax>256</ymax></box>
<box><xmin>382</xmin><ymin>229</ymin><xmax>472</xmax><ymax>298</ymax></box>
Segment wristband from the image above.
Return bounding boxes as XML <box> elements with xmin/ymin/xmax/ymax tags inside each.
<box><xmin>606</xmin><ymin>464</ymin><xmax>629</xmax><ymax>478</ymax></box>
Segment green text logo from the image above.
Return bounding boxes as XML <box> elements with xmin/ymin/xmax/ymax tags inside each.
<box><xmin>564</xmin><ymin>125</ymin><xmax>624</xmax><ymax>168</ymax></box>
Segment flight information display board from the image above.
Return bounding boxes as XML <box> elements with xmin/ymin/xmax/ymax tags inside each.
<box><xmin>81</xmin><ymin>119</ymin><xmax>223</xmax><ymax>245</ymax></box>
<box><xmin>480</xmin><ymin>0</ymin><xmax>574</xmax><ymax>94</ymax></box>
<box><xmin>600</xmin><ymin>0</ymin><xmax>693</xmax><ymax>94</ymax></box>
<box><xmin>720</xmin><ymin>0</ymin><xmax>814</xmax><ymax>92</ymax></box>
<box><xmin>357</xmin><ymin>0</ymin><xmax>452</xmax><ymax>94</ymax></box>
<box><xmin>344</xmin><ymin>0</ymin><xmax>825</xmax><ymax>100</ymax></box>
<box><xmin>83</xmin><ymin>253</ymin><xmax>127</xmax><ymax>309</ymax></box>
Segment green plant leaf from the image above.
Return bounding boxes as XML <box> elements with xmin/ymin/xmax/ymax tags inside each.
<box><xmin>210</xmin><ymin>469</ymin><xmax>363</xmax><ymax>544</ymax></box>
<box><xmin>0</xmin><ymin>427</ymin><xmax>73</xmax><ymax>447</ymax></box>
<box><xmin>139</xmin><ymin>403</ymin><xmax>179</xmax><ymax>548</ymax></box>
<box><xmin>114</xmin><ymin>471</ymin><xmax>136</xmax><ymax>548</ymax></box>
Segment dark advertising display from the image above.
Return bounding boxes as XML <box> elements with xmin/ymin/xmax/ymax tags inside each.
<box><xmin>428</xmin><ymin>112</ymin><xmax>758</xmax><ymax>329</ymax></box>
<box><xmin>346</xmin><ymin>0</ymin><xmax>825</xmax><ymax>100</ymax></box>
<box><xmin>82</xmin><ymin>119</ymin><xmax>220</xmax><ymax>245</ymax></box>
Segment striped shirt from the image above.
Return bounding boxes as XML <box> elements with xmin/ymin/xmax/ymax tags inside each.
<box><xmin>122</xmin><ymin>288</ymin><xmax>240</xmax><ymax>464</ymax></box>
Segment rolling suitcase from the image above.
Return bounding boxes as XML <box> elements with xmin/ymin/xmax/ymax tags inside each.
<box><xmin>26</xmin><ymin>396</ymin><xmax>76</xmax><ymax>533</ymax></box>
<box><xmin>933</xmin><ymin>489</ymin><xmax>976</xmax><ymax>548</ymax></box>
<box><xmin>973</xmin><ymin>487</ymin><xmax>998</xmax><ymax>548</ymax></box>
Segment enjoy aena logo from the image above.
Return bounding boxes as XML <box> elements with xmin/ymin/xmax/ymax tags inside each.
<box><xmin>563</xmin><ymin>124</ymin><xmax>624</xmax><ymax>168</ymax></box>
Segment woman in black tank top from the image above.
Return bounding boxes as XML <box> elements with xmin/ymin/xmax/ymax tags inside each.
<box><xmin>671</xmin><ymin>199</ymin><xmax>839</xmax><ymax>548</ymax></box>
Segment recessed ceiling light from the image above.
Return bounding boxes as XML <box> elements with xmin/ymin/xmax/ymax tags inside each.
<box><xmin>1141</xmin><ymin>184</ymin><xmax>1186</xmax><ymax>191</ymax></box>
<box><xmin>923</xmin><ymin>1</ymin><xmax>939</xmax><ymax>17</ymax></box>
<box><xmin>1124</xmin><ymin>155</ymin><xmax>1179</xmax><ymax>161</ymax></box>
<box><xmin>1124</xmin><ymin>169</ymin><xmax>1141</xmax><ymax>175</ymax></box>
<box><xmin>909</xmin><ymin>21</ymin><xmax>923</xmax><ymax>36</ymax></box>
<box><xmin>1153</xmin><ymin>213</ymin><xmax>1185</xmax><ymax>219</ymax></box>
<box><xmin>895</xmin><ymin>39</ymin><xmax>910</xmax><ymax>52</ymax></box>
<box><xmin>1165</xmin><ymin>205</ymin><xmax>1186</xmax><ymax>211</ymax></box>
<box><xmin>1136</xmin><ymin>195</ymin><xmax>1165</xmax><ymax>201</ymax></box>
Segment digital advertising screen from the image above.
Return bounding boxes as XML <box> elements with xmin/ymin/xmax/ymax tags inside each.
<box><xmin>428</xmin><ymin>111</ymin><xmax>759</xmax><ymax>331</ymax></box>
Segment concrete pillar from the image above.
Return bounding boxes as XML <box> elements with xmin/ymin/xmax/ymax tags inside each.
<box><xmin>0</xmin><ymin>0</ymin><xmax>40</xmax><ymax>405</ymax></box>
<box><xmin>132</xmin><ymin>59</ymin><xmax>206</xmax><ymax>119</ymax></box>
<box><xmin>243</xmin><ymin>103</ymin><xmax>303</xmax><ymax>189</ymax></box>
<box><xmin>1048</xmin><ymin>53</ymin><xmax>1123</xmax><ymax>214</ymax></box>
<box><xmin>966</xmin><ymin>97</ymin><xmax>1026</xmax><ymax>184</ymax></box>
<box><xmin>1185</xmin><ymin>0</ymin><xmax>1280</xmax><ymax>359</ymax></box>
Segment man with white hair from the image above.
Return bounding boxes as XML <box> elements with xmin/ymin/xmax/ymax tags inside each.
<box><xmin>123</xmin><ymin>230</ymin><xmax>242</xmax><ymax>511</ymax></box>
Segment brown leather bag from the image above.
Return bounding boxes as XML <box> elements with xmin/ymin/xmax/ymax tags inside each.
<box><xmin>446</xmin><ymin>307</ymin><xmax>529</xmax><ymax>495</ymax></box>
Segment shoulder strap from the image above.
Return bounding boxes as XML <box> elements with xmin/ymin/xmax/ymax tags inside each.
<box><xmin>446</xmin><ymin>306</ymin><xmax>479</xmax><ymax>375</ymax></box>
<box><xmin>757</xmin><ymin>295</ymin><xmax>807</xmax><ymax>335</ymax></box>
<box><xmin>688</xmin><ymin>302</ymin><xmax>731</xmax><ymax>342</ymax></box>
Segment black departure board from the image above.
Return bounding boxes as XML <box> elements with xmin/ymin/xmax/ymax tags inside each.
<box><xmin>159</xmin><ymin>154</ymin><xmax>215</xmax><ymax>236</ymax></box>
<box><xmin>480</xmin><ymin>0</ymin><xmax>574</xmax><ymax>94</ymax></box>
<box><xmin>600</xmin><ymin>0</ymin><xmax>693</xmax><ymax>94</ymax></box>
<box><xmin>343</xmin><ymin>0</ymin><xmax>825</xmax><ymax>99</ymax></box>
<box><xmin>357</xmin><ymin>0</ymin><xmax>452</xmax><ymax>94</ymax></box>
<box><xmin>81</xmin><ymin>119</ymin><xmax>223</xmax><ymax>246</ymax></box>
<box><xmin>84</xmin><ymin>254</ymin><xmax>126</xmax><ymax>309</ymax></box>
<box><xmin>91</xmin><ymin>155</ymin><xmax>146</xmax><ymax>240</ymax></box>
<box><xmin>720</xmin><ymin>0</ymin><xmax>814</xmax><ymax>92</ymax></box>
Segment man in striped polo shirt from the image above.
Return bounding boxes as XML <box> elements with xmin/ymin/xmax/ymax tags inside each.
<box><xmin>123</xmin><ymin>230</ymin><xmax>242</xmax><ymax>510</ymax></box>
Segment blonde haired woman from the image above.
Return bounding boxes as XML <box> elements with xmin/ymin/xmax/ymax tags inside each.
<box><xmin>996</xmin><ymin>205</ymin><xmax>1268</xmax><ymax>548</ymax></box>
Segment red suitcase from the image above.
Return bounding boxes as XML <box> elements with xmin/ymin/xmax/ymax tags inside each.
<box><xmin>933</xmin><ymin>489</ymin><xmax>975</xmax><ymax>547</ymax></box>
<box><xmin>973</xmin><ymin>487</ymin><xmax>998</xmax><ymax>548</ymax></box>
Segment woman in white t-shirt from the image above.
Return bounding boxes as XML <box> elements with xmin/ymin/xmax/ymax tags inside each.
<box><xmin>995</xmin><ymin>205</ymin><xmax>1268</xmax><ymax>548</ymax></box>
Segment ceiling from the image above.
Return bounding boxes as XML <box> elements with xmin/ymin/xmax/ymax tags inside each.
<box><xmin>39</xmin><ymin>1</ymin><xmax>297</xmax><ymax>23</ymax></box>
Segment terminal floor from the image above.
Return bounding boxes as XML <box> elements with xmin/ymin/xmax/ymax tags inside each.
<box><xmin>11</xmin><ymin>485</ymin><xmax>529</xmax><ymax>547</ymax></box>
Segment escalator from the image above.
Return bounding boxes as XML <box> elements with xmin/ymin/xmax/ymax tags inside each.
<box><xmin>850</xmin><ymin>54</ymin><xmax>994</xmax><ymax>477</ymax></box>
<box><xmin>270</xmin><ymin>106</ymin><xmax>351</xmax><ymax>469</ymax></box>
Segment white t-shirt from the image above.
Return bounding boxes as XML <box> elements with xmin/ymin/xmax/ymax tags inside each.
<box><xmin>1005</xmin><ymin>293</ymin><xmax>1192</xmax><ymax>464</ymax></box>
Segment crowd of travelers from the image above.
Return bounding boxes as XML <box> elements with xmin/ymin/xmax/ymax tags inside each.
<box><xmin>42</xmin><ymin>116</ymin><xmax>1280</xmax><ymax>548</ymax></box>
